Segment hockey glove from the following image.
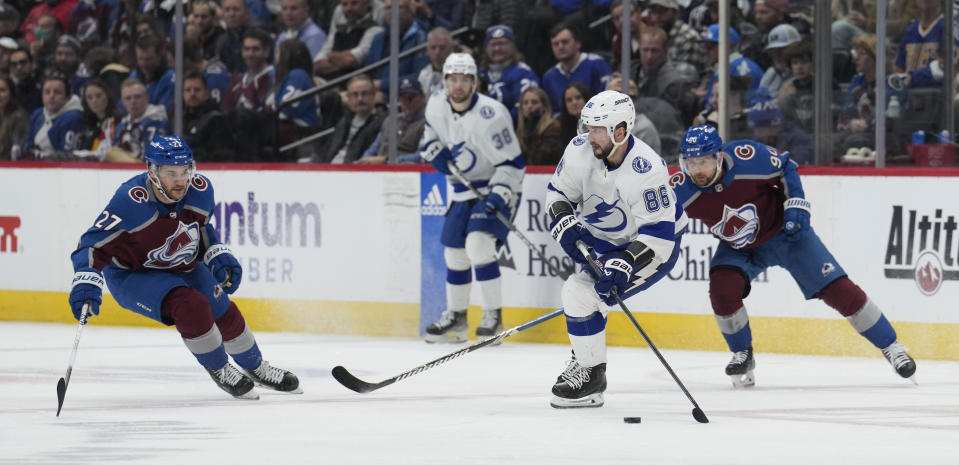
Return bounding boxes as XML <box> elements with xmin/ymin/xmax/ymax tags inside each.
<box><xmin>783</xmin><ymin>198</ymin><xmax>811</xmax><ymax>242</ymax></box>
<box><xmin>69</xmin><ymin>269</ymin><xmax>104</xmax><ymax>321</ymax></box>
<box><xmin>594</xmin><ymin>257</ymin><xmax>633</xmax><ymax>306</ymax></box>
<box><xmin>485</xmin><ymin>186</ymin><xmax>511</xmax><ymax>214</ymax></box>
<box><xmin>204</xmin><ymin>244</ymin><xmax>243</xmax><ymax>294</ymax></box>
<box><xmin>428</xmin><ymin>147</ymin><xmax>454</xmax><ymax>175</ymax></box>
<box><xmin>550</xmin><ymin>213</ymin><xmax>596</xmax><ymax>266</ymax></box>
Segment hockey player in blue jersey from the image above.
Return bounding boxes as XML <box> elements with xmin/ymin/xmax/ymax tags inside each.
<box><xmin>420</xmin><ymin>52</ymin><xmax>526</xmax><ymax>343</ymax></box>
<box><xmin>545</xmin><ymin>90</ymin><xmax>687</xmax><ymax>408</ymax></box>
<box><xmin>67</xmin><ymin>135</ymin><xmax>301</xmax><ymax>399</ymax></box>
<box><xmin>672</xmin><ymin>125</ymin><xmax>916</xmax><ymax>387</ymax></box>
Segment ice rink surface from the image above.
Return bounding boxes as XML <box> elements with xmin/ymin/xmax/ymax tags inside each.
<box><xmin>1</xmin><ymin>321</ymin><xmax>957</xmax><ymax>465</ymax></box>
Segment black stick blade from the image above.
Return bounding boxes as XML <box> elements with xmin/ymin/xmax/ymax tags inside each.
<box><xmin>332</xmin><ymin>366</ymin><xmax>380</xmax><ymax>393</ymax></box>
<box><xmin>692</xmin><ymin>407</ymin><xmax>709</xmax><ymax>423</ymax></box>
<box><xmin>56</xmin><ymin>377</ymin><xmax>67</xmax><ymax>417</ymax></box>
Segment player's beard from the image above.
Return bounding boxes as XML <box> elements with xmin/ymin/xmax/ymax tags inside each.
<box><xmin>591</xmin><ymin>141</ymin><xmax>612</xmax><ymax>160</ymax></box>
<box><xmin>449</xmin><ymin>89</ymin><xmax>471</xmax><ymax>104</ymax></box>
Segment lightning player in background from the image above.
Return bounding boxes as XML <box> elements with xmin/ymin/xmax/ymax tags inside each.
<box><xmin>672</xmin><ymin>125</ymin><xmax>916</xmax><ymax>388</ymax></box>
<box><xmin>420</xmin><ymin>52</ymin><xmax>526</xmax><ymax>343</ymax></box>
<box><xmin>546</xmin><ymin>90</ymin><xmax>687</xmax><ymax>408</ymax></box>
<box><xmin>67</xmin><ymin>135</ymin><xmax>301</xmax><ymax>399</ymax></box>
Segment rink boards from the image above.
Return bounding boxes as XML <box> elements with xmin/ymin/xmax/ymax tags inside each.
<box><xmin>0</xmin><ymin>163</ymin><xmax>956</xmax><ymax>360</ymax></box>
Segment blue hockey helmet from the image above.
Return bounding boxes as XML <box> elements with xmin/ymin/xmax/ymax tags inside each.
<box><xmin>680</xmin><ymin>125</ymin><xmax>724</xmax><ymax>186</ymax></box>
<box><xmin>145</xmin><ymin>135</ymin><xmax>194</xmax><ymax>167</ymax></box>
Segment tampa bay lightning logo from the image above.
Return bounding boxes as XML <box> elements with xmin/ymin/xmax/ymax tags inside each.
<box><xmin>480</xmin><ymin>106</ymin><xmax>495</xmax><ymax>119</ymax></box>
<box><xmin>572</xmin><ymin>135</ymin><xmax>586</xmax><ymax>146</ymax></box>
<box><xmin>582</xmin><ymin>194</ymin><xmax>628</xmax><ymax>232</ymax></box>
<box><xmin>144</xmin><ymin>222</ymin><xmax>201</xmax><ymax>269</ymax></box>
<box><xmin>710</xmin><ymin>204</ymin><xmax>760</xmax><ymax>249</ymax></box>
<box><xmin>454</xmin><ymin>144</ymin><xmax>478</xmax><ymax>173</ymax></box>
<box><xmin>556</xmin><ymin>158</ymin><xmax>565</xmax><ymax>175</ymax></box>
<box><xmin>632</xmin><ymin>156</ymin><xmax>652</xmax><ymax>173</ymax></box>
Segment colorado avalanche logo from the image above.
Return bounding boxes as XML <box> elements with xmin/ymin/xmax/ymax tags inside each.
<box><xmin>191</xmin><ymin>175</ymin><xmax>208</xmax><ymax>191</ymax></box>
<box><xmin>480</xmin><ymin>106</ymin><xmax>495</xmax><ymax>119</ymax></box>
<box><xmin>632</xmin><ymin>157</ymin><xmax>652</xmax><ymax>173</ymax></box>
<box><xmin>144</xmin><ymin>222</ymin><xmax>200</xmax><ymax>269</ymax></box>
<box><xmin>668</xmin><ymin>172</ymin><xmax>686</xmax><ymax>188</ymax></box>
<box><xmin>914</xmin><ymin>250</ymin><xmax>944</xmax><ymax>296</ymax></box>
<box><xmin>710</xmin><ymin>204</ymin><xmax>760</xmax><ymax>249</ymax></box>
<box><xmin>582</xmin><ymin>194</ymin><xmax>628</xmax><ymax>232</ymax></box>
<box><xmin>734</xmin><ymin>144</ymin><xmax>755</xmax><ymax>160</ymax></box>
<box><xmin>129</xmin><ymin>186</ymin><xmax>149</xmax><ymax>203</ymax></box>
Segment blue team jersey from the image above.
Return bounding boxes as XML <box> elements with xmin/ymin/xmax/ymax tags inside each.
<box><xmin>202</xmin><ymin>61</ymin><xmax>233</xmax><ymax>104</ymax></box>
<box><xmin>704</xmin><ymin>52</ymin><xmax>764</xmax><ymax>105</ymax></box>
<box><xmin>129</xmin><ymin>69</ymin><xmax>176</xmax><ymax>109</ymax></box>
<box><xmin>23</xmin><ymin>97</ymin><xmax>84</xmax><ymax>155</ymax></box>
<box><xmin>541</xmin><ymin>53</ymin><xmax>612</xmax><ymax>113</ymax></box>
<box><xmin>480</xmin><ymin>62</ymin><xmax>540</xmax><ymax>121</ymax></box>
<box><xmin>894</xmin><ymin>16</ymin><xmax>959</xmax><ymax>87</ymax></box>
<box><xmin>671</xmin><ymin>139</ymin><xmax>804</xmax><ymax>250</ymax></box>
<box><xmin>71</xmin><ymin>173</ymin><xmax>218</xmax><ymax>273</ymax></box>
<box><xmin>268</xmin><ymin>69</ymin><xmax>318</xmax><ymax>127</ymax></box>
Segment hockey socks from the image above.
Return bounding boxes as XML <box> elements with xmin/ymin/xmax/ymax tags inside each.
<box><xmin>819</xmin><ymin>277</ymin><xmax>897</xmax><ymax>349</ymax></box>
<box><xmin>216</xmin><ymin>302</ymin><xmax>263</xmax><ymax>370</ymax></box>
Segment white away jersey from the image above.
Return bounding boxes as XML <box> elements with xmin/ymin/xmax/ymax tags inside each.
<box><xmin>546</xmin><ymin>134</ymin><xmax>688</xmax><ymax>264</ymax></box>
<box><xmin>420</xmin><ymin>92</ymin><xmax>525</xmax><ymax>203</ymax></box>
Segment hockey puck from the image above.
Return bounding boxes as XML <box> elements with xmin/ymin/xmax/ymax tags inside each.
<box><xmin>623</xmin><ymin>416</ymin><xmax>642</xmax><ymax>424</ymax></box>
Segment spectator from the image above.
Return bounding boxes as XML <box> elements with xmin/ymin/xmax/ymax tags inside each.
<box><xmin>0</xmin><ymin>36</ymin><xmax>16</xmax><ymax>74</ymax></box>
<box><xmin>699</xmin><ymin>25</ymin><xmax>763</xmax><ymax>111</ymax></box>
<box><xmin>9</xmin><ymin>48</ymin><xmax>41</xmax><ymax>113</ymax></box>
<box><xmin>107</xmin><ymin>0</ymin><xmax>141</xmax><ymax>69</ymax></box>
<box><xmin>22</xmin><ymin>73</ymin><xmax>84</xmax><ymax>159</ymax></box>
<box><xmin>70</xmin><ymin>45</ymin><xmax>114</xmax><ymax>96</ymax></box>
<box><xmin>606</xmin><ymin>72</ymin><xmax>662</xmax><ymax>156</ymax></box>
<box><xmin>516</xmin><ymin>86</ymin><xmax>562</xmax><ymax>165</ymax></box>
<box><xmin>478</xmin><ymin>24</ymin><xmax>540</xmax><ymax>122</ymax></box>
<box><xmin>458</xmin><ymin>0</ymin><xmax>521</xmax><ymax>35</ymax></box>
<box><xmin>112</xmin><ymin>78</ymin><xmax>170</xmax><ymax>161</ymax></box>
<box><xmin>758</xmin><ymin>23</ymin><xmax>800</xmax><ymax>99</ymax></box>
<box><xmin>558</xmin><ymin>80</ymin><xmax>589</xmax><ymax>145</ymax></box>
<box><xmin>186</xmin><ymin>0</ymin><xmax>225</xmax><ymax>61</ymax></box>
<box><xmin>266</xmin><ymin>38</ymin><xmax>319</xmax><ymax>160</ymax></box>
<box><xmin>635</xmin><ymin>25</ymin><xmax>698</xmax><ymax>125</ymax></box>
<box><xmin>313</xmin><ymin>0</ymin><xmax>384</xmax><ymax>81</ymax></box>
<box><xmin>893</xmin><ymin>0</ymin><xmax>958</xmax><ymax>89</ymax></box>
<box><xmin>313</xmin><ymin>74</ymin><xmax>385</xmax><ymax>163</ymax></box>
<box><xmin>0</xmin><ymin>3</ymin><xmax>21</xmax><ymax>40</ymax></box>
<box><xmin>777</xmin><ymin>42</ymin><xmax>816</xmax><ymax>135</ymax></box>
<box><xmin>687</xmin><ymin>0</ymin><xmax>762</xmax><ymax>67</ymax></box>
<box><xmin>693</xmin><ymin>74</ymin><xmax>753</xmax><ymax>142</ymax></box>
<box><xmin>29</xmin><ymin>14</ymin><xmax>62</xmax><ymax>68</ymax></box>
<box><xmin>644</xmin><ymin>0</ymin><xmax>706</xmax><ymax>74</ymax></box>
<box><xmin>417</xmin><ymin>26</ymin><xmax>455</xmax><ymax>98</ymax></box>
<box><xmin>179</xmin><ymin>37</ymin><xmax>232</xmax><ymax>105</ymax></box>
<box><xmin>224</xmin><ymin>27</ymin><xmax>274</xmax><ymax>112</ymax></box>
<box><xmin>74</xmin><ymin>78</ymin><xmax>117</xmax><ymax>159</ymax></box>
<box><xmin>357</xmin><ymin>76</ymin><xmax>426</xmax><ymax>164</ymax></box>
<box><xmin>215</xmin><ymin>0</ymin><xmax>253</xmax><ymax>74</ymax></box>
<box><xmin>753</xmin><ymin>0</ymin><xmax>810</xmax><ymax>69</ymax></box>
<box><xmin>747</xmin><ymin>94</ymin><xmax>813</xmax><ymax>165</ymax></box>
<box><xmin>365</xmin><ymin>0</ymin><xmax>428</xmax><ymax>93</ymax></box>
<box><xmin>542</xmin><ymin>23</ymin><xmax>612</xmax><ymax>115</ymax></box>
<box><xmin>275</xmin><ymin>0</ymin><xmax>327</xmax><ymax>60</ymax></box>
<box><xmin>53</xmin><ymin>35</ymin><xmax>82</xmax><ymax>84</ymax></box>
<box><xmin>131</xmin><ymin>34</ymin><xmax>174</xmax><ymax>109</ymax></box>
<box><xmin>609</xmin><ymin>0</ymin><xmax>643</xmax><ymax>70</ymax></box>
<box><xmin>181</xmin><ymin>70</ymin><xmax>236</xmax><ymax>161</ymax></box>
<box><xmin>21</xmin><ymin>0</ymin><xmax>78</xmax><ymax>46</ymax></box>
<box><xmin>0</xmin><ymin>73</ymin><xmax>27</xmax><ymax>159</ymax></box>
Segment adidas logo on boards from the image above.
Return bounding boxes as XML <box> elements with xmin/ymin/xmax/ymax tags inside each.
<box><xmin>421</xmin><ymin>184</ymin><xmax>446</xmax><ymax>216</ymax></box>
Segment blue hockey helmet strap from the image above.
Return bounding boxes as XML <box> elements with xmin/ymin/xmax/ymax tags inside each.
<box><xmin>145</xmin><ymin>135</ymin><xmax>196</xmax><ymax>203</ymax></box>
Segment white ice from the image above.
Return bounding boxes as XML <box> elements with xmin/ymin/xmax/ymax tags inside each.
<box><xmin>1</xmin><ymin>321</ymin><xmax>957</xmax><ymax>465</ymax></box>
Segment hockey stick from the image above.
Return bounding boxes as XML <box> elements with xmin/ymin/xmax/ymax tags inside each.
<box><xmin>445</xmin><ymin>161</ymin><xmax>568</xmax><ymax>278</ymax></box>
<box><xmin>576</xmin><ymin>242</ymin><xmax>709</xmax><ymax>424</ymax></box>
<box><xmin>56</xmin><ymin>302</ymin><xmax>90</xmax><ymax>417</ymax></box>
<box><xmin>332</xmin><ymin>308</ymin><xmax>564</xmax><ymax>393</ymax></box>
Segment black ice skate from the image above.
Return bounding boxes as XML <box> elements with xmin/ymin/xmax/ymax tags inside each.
<box><xmin>475</xmin><ymin>308</ymin><xmax>503</xmax><ymax>339</ymax></box>
<box><xmin>725</xmin><ymin>347</ymin><xmax>755</xmax><ymax>388</ymax></box>
<box><xmin>550</xmin><ymin>358</ymin><xmax>606</xmax><ymax>409</ymax></box>
<box><xmin>244</xmin><ymin>360</ymin><xmax>303</xmax><ymax>393</ymax></box>
<box><xmin>881</xmin><ymin>342</ymin><xmax>917</xmax><ymax>383</ymax></box>
<box><xmin>207</xmin><ymin>363</ymin><xmax>258</xmax><ymax>400</ymax></box>
<box><xmin>424</xmin><ymin>310</ymin><xmax>468</xmax><ymax>343</ymax></box>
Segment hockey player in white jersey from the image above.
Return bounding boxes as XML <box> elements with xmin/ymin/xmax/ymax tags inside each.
<box><xmin>545</xmin><ymin>90</ymin><xmax>688</xmax><ymax>408</ymax></box>
<box><xmin>420</xmin><ymin>52</ymin><xmax>526</xmax><ymax>343</ymax></box>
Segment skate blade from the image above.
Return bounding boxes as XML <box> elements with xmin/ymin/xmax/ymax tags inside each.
<box><xmin>549</xmin><ymin>392</ymin><xmax>604</xmax><ymax>409</ymax></box>
<box><xmin>233</xmin><ymin>389</ymin><xmax>260</xmax><ymax>400</ymax></box>
<box><xmin>729</xmin><ymin>371</ymin><xmax>755</xmax><ymax>388</ymax></box>
<box><xmin>253</xmin><ymin>382</ymin><xmax>304</xmax><ymax>394</ymax></box>
<box><xmin>424</xmin><ymin>330</ymin><xmax>467</xmax><ymax>344</ymax></box>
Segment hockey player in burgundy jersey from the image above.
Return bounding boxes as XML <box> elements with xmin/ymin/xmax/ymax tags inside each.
<box><xmin>68</xmin><ymin>135</ymin><xmax>301</xmax><ymax>399</ymax></box>
<box><xmin>672</xmin><ymin>125</ymin><xmax>916</xmax><ymax>387</ymax></box>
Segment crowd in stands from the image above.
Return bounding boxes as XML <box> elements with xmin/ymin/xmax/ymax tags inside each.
<box><xmin>0</xmin><ymin>0</ymin><xmax>955</xmax><ymax>165</ymax></box>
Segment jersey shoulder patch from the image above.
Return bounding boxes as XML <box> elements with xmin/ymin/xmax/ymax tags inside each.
<box><xmin>724</xmin><ymin>139</ymin><xmax>783</xmax><ymax>175</ymax></box>
<box><xmin>102</xmin><ymin>174</ymin><xmax>161</xmax><ymax>230</ymax></box>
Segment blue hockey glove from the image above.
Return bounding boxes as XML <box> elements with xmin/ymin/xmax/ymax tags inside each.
<box><xmin>550</xmin><ymin>213</ymin><xmax>596</xmax><ymax>266</ymax></box>
<box><xmin>428</xmin><ymin>147</ymin><xmax>453</xmax><ymax>175</ymax></box>
<box><xmin>485</xmin><ymin>186</ymin><xmax>511</xmax><ymax>214</ymax></box>
<box><xmin>594</xmin><ymin>257</ymin><xmax>633</xmax><ymax>306</ymax></box>
<box><xmin>783</xmin><ymin>198</ymin><xmax>811</xmax><ymax>242</ymax></box>
<box><xmin>204</xmin><ymin>244</ymin><xmax>242</xmax><ymax>294</ymax></box>
<box><xmin>69</xmin><ymin>270</ymin><xmax>104</xmax><ymax>321</ymax></box>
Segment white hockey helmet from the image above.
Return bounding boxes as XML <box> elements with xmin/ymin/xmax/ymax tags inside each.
<box><xmin>442</xmin><ymin>52</ymin><xmax>478</xmax><ymax>93</ymax></box>
<box><xmin>579</xmin><ymin>90</ymin><xmax>635</xmax><ymax>148</ymax></box>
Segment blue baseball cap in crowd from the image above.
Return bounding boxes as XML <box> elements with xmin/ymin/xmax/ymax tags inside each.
<box><xmin>701</xmin><ymin>24</ymin><xmax>740</xmax><ymax>45</ymax></box>
<box><xmin>398</xmin><ymin>77</ymin><xmax>422</xmax><ymax>95</ymax></box>
<box><xmin>485</xmin><ymin>24</ymin><xmax>515</xmax><ymax>44</ymax></box>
